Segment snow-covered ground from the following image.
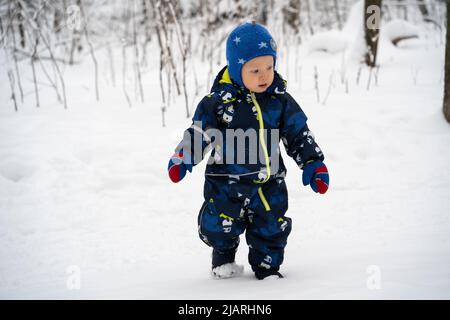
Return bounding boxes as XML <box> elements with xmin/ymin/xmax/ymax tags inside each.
<box><xmin>0</xmin><ymin>23</ymin><xmax>449</xmax><ymax>299</ymax></box>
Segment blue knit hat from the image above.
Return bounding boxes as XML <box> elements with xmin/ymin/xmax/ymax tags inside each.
<box><xmin>226</xmin><ymin>22</ymin><xmax>277</xmax><ymax>87</ymax></box>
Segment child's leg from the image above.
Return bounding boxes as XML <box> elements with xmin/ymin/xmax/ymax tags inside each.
<box><xmin>245</xmin><ymin>178</ymin><xmax>292</xmax><ymax>279</ymax></box>
<box><xmin>197</xmin><ymin>176</ymin><xmax>252</xmax><ymax>268</ymax></box>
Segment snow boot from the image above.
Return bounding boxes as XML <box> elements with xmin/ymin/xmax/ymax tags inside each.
<box><xmin>211</xmin><ymin>248</ymin><xmax>243</xmax><ymax>279</ymax></box>
<box><xmin>211</xmin><ymin>262</ymin><xmax>244</xmax><ymax>279</ymax></box>
<box><xmin>254</xmin><ymin>268</ymin><xmax>284</xmax><ymax>280</ymax></box>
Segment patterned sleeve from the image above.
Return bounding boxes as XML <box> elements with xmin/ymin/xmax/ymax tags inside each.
<box><xmin>174</xmin><ymin>94</ymin><xmax>220</xmax><ymax>167</ymax></box>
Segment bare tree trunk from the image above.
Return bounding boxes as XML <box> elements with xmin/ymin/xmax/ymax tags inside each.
<box><xmin>418</xmin><ymin>0</ymin><xmax>440</xmax><ymax>26</ymax></box>
<box><xmin>167</xmin><ymin>0</ymin><xmax>189</xmax><ymax>117</ymax></box>
<box><xmin>18</xmin><ymin>3</ymin><xmax>63</xmax><ymax>105</ymax></box>
<box><xmin>17</xmin><ymin>1</ymin><xmax>26</xmax><ymax>48</ymax></box>
<box><xmin>364</xmin><ymin>0</ymin><xmax>382</xmax><ymax>67</ymax></box>
<box><xmin>122</xmin><ymin>44</ymin><xmax>132</xmax><ymax>108</ymax></box>
<box><xmin>8</xmin><ymin>70</ymin><xmax>18</xmax><ymax>112</ymax></box>
<box><xmin>122</xmin><ymin>2</ymin><xmax>132</xmax><ymax>108</ymax></box>
<box><xmin>322</xmin><ymin>70</ymin><xmax>335</xmax><ymax>105</ymax></box>
<box><xmin>333</xmin><ymin>0</ymin><xmax>342</xmax><ymax>29</ymax></box>
<box><xmin>366</xmin><ymin>65</ymin><xmax>373</xmax><ymax>90</ymax></box>
<box><xmin>142</xmin><ymin>0</ymin><xmax>151</xmax><ymax>38</ymax></box>
<box><xmin>37</xmin><ymin>56</ymin><xmax>63</xmax><ymax>103</ymax></box>
<box><xmin>149</xmin><ymin>0</ymin><xmax>168</xmax><ymax>125</ymax></box>
<box><xmin>141</xmin><ymin>0</ymin><xmax>152</xmax><ymax>66</ymax></box>
<box><xmin>305</xmin><ymin>0</ymin><xmax>314</xmax><ymax>35</ymax></box>
<box><xmin>418</xmin><ymin>0</ymin><xmax>429</xmax><ymax>18</ymax></box>
<box><xmin>9</xmin><ymin>1</ymin><xmax>24</xmax><ymax>103</ymax></box>
<box><xmin>314</xmin><ymin>65</ymin><xmax>320</xmax><ymax>103</ymax></box>
<box><xmin>132</xmin><ymin>0</ymin><xmax>144</xmax><ymax>103</ymax></box>
<box><xmin>17</xmin><ymin>0</ymin><xmax>68</xmax><ymax>109</ymax></box>
<box><xmin>154</xmin><ymin>0</ymin><xmax>181</xmax><ymax>95</ymax></box>
<box><xmin>399</xmin><ymin>0</ymin><xmax>408</xmax><ymax>20</ymax></box>
<box><xmin>54</xmin><ymin>3</ymin><xmax>63</xmax><ymax>34</ymax></box>
<box><xmin>356</xmin><ymin>65</ymin><xmax>362</xmax><ymax>85</ymax></box>
<box><xmin>31</xmin><ymin>14</ymin><xmax>40</xmax><ymax>108</ymax></box>
<box><xmin>79</xmin><ymin>0</ymin><xmax>99</xmax><ymax>101</ymax></box>
<box><xmin>443</xmin><ymin>0</ymin><xmax>450</xmax><ymax>124</ymax></box>
<box><xmin>257</xmin><ymin>0</ymin><xmax>268</xmax><ymax>25</ymax></box>
<box><xmin>283</xmin><ymin>0</ymin><xmax>301</xmax><ymax>33</ymax></box>
<box><xmin>0</xmin><ymin>15</ymin><xmax>4</xmax><ymax>36</ymax></box>
<box><xmin>68</xmin><ymin>1</ymin><xmax>82</xmax><ymax>65</ymax></box>
<box><xmin>160</xmin><ymin>54</ymin><xmax>166</xmax><ymax>127</ymax></box>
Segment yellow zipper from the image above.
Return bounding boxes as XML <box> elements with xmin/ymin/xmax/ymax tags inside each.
<box><xmin>219</xmin><ymin>213</ymin><xmax>234</xmax><ymax>221</ymax></box>
<box><xmin>258</xmin><ymin>187</ymin><xmax>271</xmax><ymax>211</ymax></box>
<box><xmin>250</xmin><ymin>92</ymin><xmax>271</xmax><ymax>184</ymax></box>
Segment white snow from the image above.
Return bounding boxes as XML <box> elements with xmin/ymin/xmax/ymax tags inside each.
<box><xmin>307</xmin><ymin>31</ymin><xmax>348</xmax><ymax>54</ymax></box>
<box><xmin>212</xmin><ymin>262</ymin><xmax>244</xmax><ymax>280</ymax></box>
<box><xmin>382</xmin><ymin>19</ymin><xmax>420</xmax><ymax>43</ymax></box>
<box><xmin>341</xmin><ymin>0</ymin><xmax>365</xmax><ymax>56</ymax></box>
<box><xmin>262</xmin><ymin>274</ymin><xmax>282</xmax><ymax>281</ymax></box>
<box><xmin>0</xmin><ymin>21</ymin><xmax>449</xmax><ymax>299</ymax></box>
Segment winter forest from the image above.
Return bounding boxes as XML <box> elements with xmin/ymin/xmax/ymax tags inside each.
<box><xmin>0</xmin><ymin>0</ymin><xmax>450</xmax><ymax>299</ymax></box>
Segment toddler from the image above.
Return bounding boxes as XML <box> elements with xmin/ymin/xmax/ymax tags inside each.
<box><xmin>168</xmin><ymin>22</ymin><xmax>329</xmax><ymax>280</ymax></box>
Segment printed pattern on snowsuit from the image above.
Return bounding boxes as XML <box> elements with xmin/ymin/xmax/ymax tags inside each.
<box><xmin>175</xmin><ymin>66</ymin><xmax>325</xmax><ymax>179</ymax></box>
<box><xmin>174</xmin><ymin>66</ymin><xmax>325</xmax><ymax>273</ymax></box>
<box><xmin>198</xmin><ymin>175</ymin><xmax>292</xmax><ymax>273</ymax></box>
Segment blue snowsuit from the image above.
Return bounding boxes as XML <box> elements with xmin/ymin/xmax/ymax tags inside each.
<box><xmin>175</xmin><ymin>66</ymin><xmax>324</xmax><ymax>275</ymax></box>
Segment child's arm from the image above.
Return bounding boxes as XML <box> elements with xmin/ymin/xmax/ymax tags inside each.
<box><xmin>280</xmin><ymin>93</ymin><xmax>329</xmax><ymax>193</ymax></box>
<box><xmin>168</xmin><ymin>94</ymin><xmax>219</xmax><ymax>183</ymax></box>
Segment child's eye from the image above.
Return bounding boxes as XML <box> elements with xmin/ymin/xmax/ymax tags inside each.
<box><xmin>251</xmin><ymin>69</ymin><xmax>259</xmax><ymax>74</ymax></box>
<box><xmin>267</xmin><ymin>66</ymin><xmax>273</xmax><ymax>71</ymax></box>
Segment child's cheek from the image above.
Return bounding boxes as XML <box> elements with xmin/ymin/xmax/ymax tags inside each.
<box><xmin>268</xmin><ymin>72</ymin><xmax>275</xmax><ymax>85</ymax></box>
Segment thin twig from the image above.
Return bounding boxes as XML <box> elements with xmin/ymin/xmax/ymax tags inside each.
<box><xmin>79</xmin><ymin>0</ymin><xmax>99</xmax><ymax>101</ymax></box>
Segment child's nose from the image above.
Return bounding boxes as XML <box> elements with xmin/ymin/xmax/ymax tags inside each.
<box><xmin>260</xmin><ymin>72</ymin><xmax>268</xmax><ymax>81</ymax></box>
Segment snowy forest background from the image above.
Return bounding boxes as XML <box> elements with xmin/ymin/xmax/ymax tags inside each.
<box><xmin>1</xmin><ymin>0</ymin><xmax>448</xmax><ymax>118</ymax></box>
<box><xmin>0</xmin><ymin>0</ymin><xmax>449</xmax><ymax>299</ymax></box>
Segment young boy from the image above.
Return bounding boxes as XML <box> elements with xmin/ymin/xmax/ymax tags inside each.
<box><xmin>168</xmin><ymin>22</ymin><xmax>329</xmax><ymax>280</ymax></box>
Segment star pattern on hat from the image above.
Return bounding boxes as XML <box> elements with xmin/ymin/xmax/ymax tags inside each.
<box><xmin>233</xmin><ymin>37</ymin><xmax>241</xmax><ymax>45</ymax></box>
<box><xmin>258</xmin><ymin>42</ymin><xmax>268</xmax><ymax>49</ymax></box>
<box><xmin>238</xmin><ymin>58</ymin><xmax>245</xmax><ymax>64</ymax></box>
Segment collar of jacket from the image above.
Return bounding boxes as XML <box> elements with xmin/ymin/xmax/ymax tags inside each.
<box><xmin>210</xmin><ymin>66</ymin><xmax>287</xmax><ymax>102</ymax></box>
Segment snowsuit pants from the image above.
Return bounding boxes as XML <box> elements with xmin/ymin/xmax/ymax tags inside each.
<box><xmin>198</xmin><ymin>175</ymin><xmax>292</xmax><ymax>274</ymax></box>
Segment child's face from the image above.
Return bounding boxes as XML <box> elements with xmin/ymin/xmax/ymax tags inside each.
<box><xmin>241</xmin><ymin>55</ymin><xmax>274</xmax><ymax>93</ymax></box>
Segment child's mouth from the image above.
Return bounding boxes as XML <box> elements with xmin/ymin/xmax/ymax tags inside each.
<box><xmin>258</xmin><ymin>83</ymin><xmax>268</xmax><ymax>88</ymax></box>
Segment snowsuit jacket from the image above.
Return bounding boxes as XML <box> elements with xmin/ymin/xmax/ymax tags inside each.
<box><xmin>175</xmin><ymin>66</ymin><xmax>325</xmax><ymax>182</ymax></box>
